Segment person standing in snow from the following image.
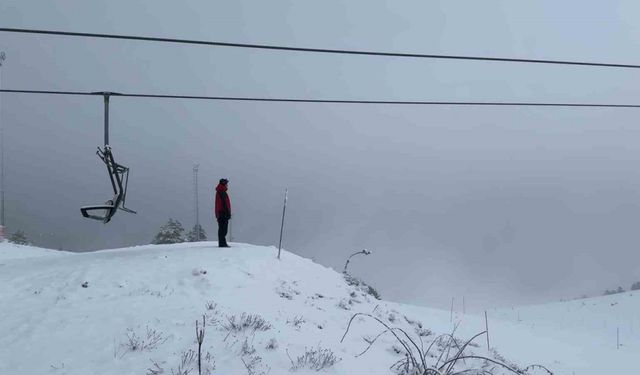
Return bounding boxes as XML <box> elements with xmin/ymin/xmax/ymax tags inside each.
<box><xmin>215</xmin><ymin>178</ymin><xmax>231</xmax><ymax>247</ymax></box>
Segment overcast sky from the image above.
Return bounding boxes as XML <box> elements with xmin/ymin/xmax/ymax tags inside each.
<box><xmin>1</xmin><ymin>1</ymin><xmax>640</xmax><ymax>311</ymax></box>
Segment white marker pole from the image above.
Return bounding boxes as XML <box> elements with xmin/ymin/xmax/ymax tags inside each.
<box><xmin>485</xmin><ymin>310</ymin><xmax>490</xmax><ymax>352</ymax></box>
<box><xmin>277</xmin><ymin>188</ymin><xmax>288</xmax><ymax>260</ymax></box>
<box><xmin>450</xmin><ymin>297</ymin><xmax>454</xmax><ymax>322</ymax></box>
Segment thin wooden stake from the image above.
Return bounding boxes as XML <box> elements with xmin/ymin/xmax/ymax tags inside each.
<box><xmin>485</xmin><ymin>310</ymin><xmax>490</xmax><ymax>351</ymax></box>
<box><xmin>450</xmin><ymin>297</ymin><xmax>454</xmax><ymax>322</ymax></box>
<box><xmin>277</xmin><ymin>188</ymin><xmax>288</xmax><ymax>260</ymax></box>
<box><xmin>462</xmin><ymin>296</ymin><xmax>466</xmax><ymax>315</ymax></box>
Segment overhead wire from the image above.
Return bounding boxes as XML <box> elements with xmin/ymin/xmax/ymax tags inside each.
<box><xmin>1</xmin><ymin>27</ymin><xmax>640</xmax><ymax>69</ymax></box>
<box><xmin>2</xmin><ymin>88</ymin><xmax>640</xmax><ymax>108</ymax></box>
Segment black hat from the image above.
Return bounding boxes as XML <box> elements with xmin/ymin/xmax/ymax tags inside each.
<box><xmin>219</xmin><ymin>178</ymin><xmax>229</xmax><ymax>185</ymax></box>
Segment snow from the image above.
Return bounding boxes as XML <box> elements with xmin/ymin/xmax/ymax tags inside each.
<box><xmin>0</xmin><ymin>241</ymin><xmax>635</xmax><ymax>374</ymax></box>
<box><xmin>0</xmin><ymin>241</ymin><xmax>69</xmax><ymax>261</ymax></box>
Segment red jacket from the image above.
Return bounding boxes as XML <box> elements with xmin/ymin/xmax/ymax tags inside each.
<box><xmin>215</xmin><ymin>183</ymin><xmax>231</xmax><ymax>219</ymax></box>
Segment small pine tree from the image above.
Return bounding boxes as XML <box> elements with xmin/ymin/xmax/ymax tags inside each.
<box><xmin>603</xmin><ymin>289</ymin><xmax>616</xmax><ymax>296</ymax></box>
<box><xmin>616</xmin><ymin>286</ymin><xmax>625</xmax><ymax>294</ymax></box>
<box><xmin>186</xmin><ymin>224</ymin><xmax>207</xmax><ymax>242</ymax></box>
<box><xmin>631</xmin><ymin>281</ymin><xmax>640</xmax><ymax>291</ymax></box>
<box><xmin>152</xmin><ymin>218</ymin><xmax>185</xmax><ymax>244</ymax></box>
<box><xmin>9</xmin><ymin>230</ymin><xmax>29</xmax><ymax>245</ymax></box>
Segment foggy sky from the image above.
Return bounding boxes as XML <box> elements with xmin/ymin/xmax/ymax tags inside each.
<box><xmin>1</xmin><ymin>1</ymin><xmax>640</xmax><ymax>311</ymax></box>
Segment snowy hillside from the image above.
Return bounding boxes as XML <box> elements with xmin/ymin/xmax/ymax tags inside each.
<box><xmin>0</xmin><ymin>242</ymin><xmax>634</xmax><ymax>374</ymax></box>
<box><xmin>0</xmin><ymin>242</ymin><xmax>68</xmax><ymax>261</ymax></box>
<box><xmin>491</xmin><ymin>290</ymin><xmax>639</xmax><ymax>374</ymax></box>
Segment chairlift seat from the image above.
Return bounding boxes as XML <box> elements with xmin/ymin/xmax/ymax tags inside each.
<box><xmin>80</xmin><ymin>146</ymin><xmax>135</xmax><ymax>223</ymax></box>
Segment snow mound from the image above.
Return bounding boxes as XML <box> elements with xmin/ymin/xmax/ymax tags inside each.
<box><xmin>0</xmin><ymin>241</ymin><xmax>69</xmax><ymax>262</ymax></box>
<box><xmin>0</xmin><ymin>242</ymin><xmax>635</xmax><ymax>374</ymax></box>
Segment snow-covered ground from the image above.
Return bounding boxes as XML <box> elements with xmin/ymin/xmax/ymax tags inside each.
<box><xmin>0</xmin><ymin>242</ymin><xmax>68</xmax><ymax>261</ymax></box>
<box><xmin>0</xmin><ymin>242</ymin><xmax>635</xmax><ymax>374</ymax></box>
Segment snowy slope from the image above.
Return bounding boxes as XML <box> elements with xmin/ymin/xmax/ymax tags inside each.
<box><xmin>0</xmin><ymin>242</ymin><xmax>634</xmax><ymax>374</ymax></box>
<box><xmin>0</xmin><ymin>241</ymin><xmax>68</xmax><ymax>261</ymax></box>
<box><xmin>490</xmin><ymin>291</ymin><xmax>639</xmax><ymax>375</ymax></box>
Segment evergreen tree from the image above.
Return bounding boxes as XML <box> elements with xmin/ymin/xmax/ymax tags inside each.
<box><xmin>152</xmin><ymin>218</ymin><xmax>185</xmax><ymax>244</ymax></box>
<box><xmin>616</xmin><ymin>286</ymin><xmax>625</xmax><ymax>294</ymax></box>
<box><xmin>186</xmin><ymin>224</ymin><xmax>207</xmax><ymax>242</ymax></box>
<box><xmin>9</xmin><ymin>230</ymin><xmax>29</xmax><ymax>245</ymax></box>
<box><xmin>631</xmin><ymin>281</ymin><xmax>640</xmax><ymax>291</ymax></box>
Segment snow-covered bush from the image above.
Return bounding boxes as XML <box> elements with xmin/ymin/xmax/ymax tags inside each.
<box><xmin>337</xmin><ymin>299</ymin><xmax>351</xmax><ymax>310</ymax></box>
<box><xmin>205</xmin><ymin>300</ymin><xmax>217</xmax><ymax>311</ymax></box>
<box><xmin>286</xmin><ymin>315</ymin><xmax>305</xmax><ymax>330</ymax></box>
<box><xmin>287</xmin><ymin>346</ymin><xmax>340</xmax><ymax>371</ymax></box>
<box><xmin>265</xmin><ymin>338</ymin><xmax>278</xmax><ymax>350</ymax></box>
<box><xmin>145</xmin><ymin>361</ymin><xmax>164</xmax><ymax>375</ymax></box>
<box><xmin>240</xmin><ymin>337</ymin><xmax>256</xmax><ymax>356</ymax></box>
<box><xmin>120</xmin><ymin>326</ymin><xmax>168</xmax><ymax>356</ymax></box>
<box><xmin>170</xmin><ymin>348</ymin><xmax>214</xmax><ymax>375</ymax></box>
<box><xmin>8</xmin><ymin>230</ymin><xmax>29</xmax><ymax>245</ymax></box>
<box><xmin>152</xmin><ymin>218</ymin><xmax>185</xmax><ymax>244</ymax></box>
<box><xmin>341</xmin><ymin>313</ymin><xmax>550</xmax><ymax>375</ymax></box>
<box><xmin>204</xmin><ymin>302</ymin><xmax>222</xmax><ymax>326</ymax></box>
<box><xmin>276</xmin><ymin>280</ymin><xmax>300</xmax><ymax>300</ymax></box>
<box><xmin>343</xmin><ymin>273</ymin><xmax>381</xmax><ymax>300</ymax></box>
<box><xmin>224</xmin><ymin>313</ymin><xmax>272</xmax><ymax>333</ymax></box>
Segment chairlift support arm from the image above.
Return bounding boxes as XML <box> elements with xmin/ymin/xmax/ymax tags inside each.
<box><xmin>80</xmin><ymin>92</ymin><xmax>135</xmax><ymax>223</ymax></box>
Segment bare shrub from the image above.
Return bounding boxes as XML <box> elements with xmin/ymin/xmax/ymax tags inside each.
<box><xmin>205</xmin><ymin>300</ymin><xmax>217</xmax><ymax>311</ymax></box>
<box><xmin>240</xmin><ymin>337</ymin><xmax>257</xmax><ymax>356</ymax></box>
<box><xmin>120</xmin><ymin>326</ymin><xmax>168</xmax><ymax>356</ymax></box>
<box><xmin>387</xmin><ymin>313</ymin><xmax>397</xmax><ymax>323</ymax></box>
<box><xmin>337</xmin><ymin>299</ymin><xmax>351</xmax><ymax>310</ymax></box>
<box><xmin>239</xmin><ymin>338</ymin><xmax>270</xmax><ymax>375</ymax></box>
<box><xmin>265</xmin><ymin>338</ymin><xmax>278</xmax><ymax>350</ymax></box>
<box><xmin>403</xmin><ymin>316</ymin><xmax>422</xmax><ymax>328</ymax></box>
<box><xmin>242</xmin><ymin>353</ymin><xmax>269</xmax><ymax>375</ymax></box>
<box><xmin>287</xmin><ymin>346</ymin><xmax>340</xmax><ymax>372</ymax></box>
<box><xmin>415</xmin><ymin>327</ymin><xmax>433</xmax><ymax>337</ymax></box>
<box><xmin>341</xmin><ymin>313</ymin><xmax>552</xmax><ymax>375</ymax></box>
<box><xmin>287</xmin><ymin>315</ymin><xmax>305</xmax><ymax>330</ymax></box>
<box><xmin>276</xmin><ymin>281</ymin><xmax>300</xmax><ymax>300</ymax></box>
<box><xmin>146</xmin><ymin>360</ymin><xmax>164</xmax><ymax>375</ymax></box>
<box><xmin>171</xmin><ymin>349</ymin><xmax>214</xmax><ymax>375</ymax></box>
<box><xmin>204</xmin><ymin>303</ymin><xmax>222</xmax><ymax>327</ymax></box>
<box><xmin>171</xmin><ymin>349</ymin><xmax>197</xmax><ymax>375</ymax></box>
<box><xmin>343</xmin><ymin>274</ymin><xmax>381</xmax><ymax>300</ymax></box>
<box><xmin>224</xmin><ymin>313</ymin><xmax>272</xmax><ymax>333</ymax></box>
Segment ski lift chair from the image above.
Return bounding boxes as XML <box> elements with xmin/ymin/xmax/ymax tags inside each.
<box><xmin>81</xmin><ymin>145</ymin><xmax>136</xmax><ymax>223</ymax></box>
<box><xmin>80</xmin><ymin>92</ymin><xmax>136</xmax><ymax>223</ymax></box>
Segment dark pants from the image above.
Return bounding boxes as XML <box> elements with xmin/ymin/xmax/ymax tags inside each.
<box><xmin>217</xmin><ymin>218</ymin><xmax>229</xmax><ymax>247</ymax></box>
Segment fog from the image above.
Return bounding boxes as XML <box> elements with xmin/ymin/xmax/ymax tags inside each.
<box><xmin>2</xmin><ymin>0</ymin><xmax>640</xmax><ymax>310</ymax></box>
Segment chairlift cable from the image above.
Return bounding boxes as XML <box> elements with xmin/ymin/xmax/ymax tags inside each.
<box><xmin>1</xmin><ymin>27</ymin><xmax>640</xmax><ymax>70</ymax></box>
<box><xmin>2</xmin><ymin>88</ymin><xmax>640</xmax><ymax>108</ymax></box>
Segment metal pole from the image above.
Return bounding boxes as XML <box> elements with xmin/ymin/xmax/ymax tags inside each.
<box><xmin>193</xmin><ymin>164</ymin><xmax>200</xmax><ymax>241</ymax></box>
<box><xmin>277</xmin><ymin>188</ymin><xmax>288</xmax><ymax>260</ymax></box>
<box><xmin>104</xmin><ymin>94</ymin><xmax>110</xmax><ymax>146</ymax></box>
<box><xmin>0</xmin><ymin>51</ymin><xmax>6</xmax><ymax>234</ymax></box>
